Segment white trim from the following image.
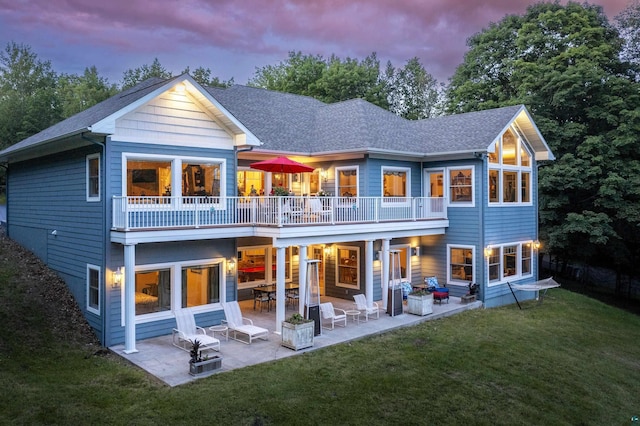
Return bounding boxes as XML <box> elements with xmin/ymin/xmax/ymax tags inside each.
<box><xmin>381</xmin><ymin>166</ymin><xmax>411</xmax><ymax>206</ymax></box>
<box><xmin>86</xmin><ymin>153</ymin><xmax>100</xmax><ymax>202</ymax></box>
<box><xmin>486</xmin><ymin>240</ymin><xmax>534</xmax><ymax>287</ymax></box>
<box><xmin>447</xmin><ymin>166</ymin><xmax>475</xmax><ymax>207</ymax></box>
<box><xmin>86</xmin><ymin>264</ymin><xmax>101</xmax><ymax>315</ymax></box>
<box><xmin>488</xmin><ymin>126</ymin><xmax>534</xmax><ymax>206</ymax></box>
<box><xmin>335</xmin><ymin>165</ymin><xmax>359</xmax><ymax>198</ymax></box>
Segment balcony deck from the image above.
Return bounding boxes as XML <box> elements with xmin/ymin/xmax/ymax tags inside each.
<box><xmin>112</xmin><ymin>196</ymin><xmax>447</xmax><ymax>231</ymax></box>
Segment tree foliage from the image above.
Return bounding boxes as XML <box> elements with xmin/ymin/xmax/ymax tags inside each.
<box><xmin>0</xmin><ymin>42</ymin><xmax>60</xmax><ymax>149</ymax></box>
<box><xmin>120</xmin><ymin>58</ymin><xmax>172</xmax><ymax>90</ymax></box>
<box><xmin>385</xmin><ymin>57</ymin><xmax>441</xmax><ymax>119</ymax></box>
<box><xmin>58</xmin><ymin>66</ymin><xmax>118</xmax><ymax>118</ymax></box>
<box><xmin>447</xmin><ymin>2</ymin><xmax>640</xmax><ymax>280</ymax></box>
<box><xmin>615</xmin><ymin>0</ymin><xmax>640</xmax><ymax>71</ymax></box>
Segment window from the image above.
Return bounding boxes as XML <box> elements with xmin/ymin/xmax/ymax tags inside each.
<box><xmin>449</xmin><ymin>168</ymin><xmax>473</xmax><ymax>204</ymax></box>
<box><xmin>237</xmin><ymin>170</ymin><xmax>265</xmax><ymax>196</ymax></box>
<box><xmin>135</xmin><ymin>269</ymin><xmax>171</xmax><ymax>315</ymax></box>
<box><xmin>124</xmin><ymin>154</ymin><xmax>225</xmax><ymax>200</ymax></box>
<box><xmin>182</xmin><ymin>264</ymin><xmax>221</xmax><ymax>308</ymax></box>
<box><xmin>382</xmin><ymin>167</ymin><xmax>409</xmax><ymax>198</ymax></box>
<box><xmin>487</xmin><ymin>241</ymin><xmax>534</xmax><ymax>285</ymax></box>
<box><xmin>449</xmin><ymin>246</ymin><xmax>474</xmax><ymax>284</ymax></box>
<box><xmin>86</xmin><ymin>154</ymin><xmax>100</xmax><ymax>201</ymax></box>
<box><xmin>336</xmin><ymin>167</ymin><xmax>358</xmax><ymax>197</ymax></box>
<box><xmin>337</xmin><ymin>246</ymin><xmax>359</xmax><ymax>289</ymax></box>
<box><xmin>488</xmin><ymin>127</ymin><xmax>533</xmax><ymax>205</ymax></box>
<box><xmin>272</xmin><ymin>248</ymin><xmax>291</xmax><ymax>281</ymax></box>
<box><xmin>237</xmin><ymin>247</ymin><xmax>292</xmax><ymax>289</ymax></box>
<box><xmin>87</xmin><ymin>265</ymin><xmax>100</xmax><ymax>315</ymax></box>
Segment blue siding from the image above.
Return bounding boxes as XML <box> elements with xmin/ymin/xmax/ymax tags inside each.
<box><xmin>7</xmin><ymin>145</ymin><xmax>106</xmax><ymax>337</ymax></box>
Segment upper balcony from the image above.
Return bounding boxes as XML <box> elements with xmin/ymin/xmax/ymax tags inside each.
<box><xmin>112</xmin><ymin>196</ymin><xmax>447</xmax><ymax>231</ymax></box>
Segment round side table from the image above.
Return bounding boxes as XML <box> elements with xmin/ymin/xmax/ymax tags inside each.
<box><xmin>210</xmin><ymin>325</ymin><xmax>228</xmax><ymax>341</ymax></box>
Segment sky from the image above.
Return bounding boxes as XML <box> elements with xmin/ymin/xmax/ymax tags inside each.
<box><xmin>0</xmin><ymin>0</ymin><xmax>631</xmax><ymax>86</ymax></box>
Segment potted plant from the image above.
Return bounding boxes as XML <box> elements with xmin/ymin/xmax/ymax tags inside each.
<box><xmin>407</xmin><ymin>289</ymin><xmax>433</xmax><ymax>316</ymax></box>
<box><xmin>189</xmin><ymin>339</ymin><xmax>223</xmax><ymax>376</ymax></box>
<box><xmin>281</xmin><ymin>313</ymin><xmax>314</xmax><ymax>351</ymax></box>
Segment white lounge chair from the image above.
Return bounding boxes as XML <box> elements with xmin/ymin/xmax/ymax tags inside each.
<box><xmin>172</xmin><ymin>308</ymin><xmax>221</xmax><ymax>353</ymax></box>
<box><xmin>319</xmin><ymin>302</ymin><xmax>347</xmax><ymax>329</ymax></box>
<box><xmin>222</xmin><ymin>301</ymin><xmax>269</xmax><ymax>344</ymax></box>
<box><xmin>353</xmin><ymin>294</ymin><xmax>380</xmax><ymax>321</ymax></box>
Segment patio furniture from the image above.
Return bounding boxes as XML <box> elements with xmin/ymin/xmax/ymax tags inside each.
<box><xmin>305</xmin><ymin>198</ymin><xmax>333</xmax><ymax>222</ymax></box>
<box><xmin>508</xmin><ymin>277</ymin><xmax>560</xmax><ymax>309</ymax></box>
<box><xmin>172</xmin><ymin>308</ymin><xmax>221</xmax><ymax>352</ymax></box>
<box><xmin>353</xmin><ymin>294</ymin><xmax>380</xmax><ymax>321</ymax></box>
<box><xmin>432</xmin><ymin>291</ymin><xmax>449</xmax><ymax>304</ymax></box>
<box><xmin>319</xmin><ymin>302</ymin><xmax>347</xmax><ymax>329</ymax></box>
<box><xmin>253</xmin><ymin>286</ymin><xmax>272</xmax><ymax>312</ymax></box>
<box><xmin>345</xmin><ymin>309</ymin><xmax>362</xmax><ymax>324</ymax></box>
<box><xmin>222</xmin><ymin>301</ymin><xmax>270</xmax><ymax>344</ymax></box>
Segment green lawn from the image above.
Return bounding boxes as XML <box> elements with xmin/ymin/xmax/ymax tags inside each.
<box><xmin>1</xmin><ymin>259</ymin><xmax>639</xmax><ymax>425</ymax></box>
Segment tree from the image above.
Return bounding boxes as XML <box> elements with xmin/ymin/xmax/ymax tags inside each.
<box><xmin>249</xmin><ymin>51</ymin><xmax>389</xmax><ymax>108</ymax></box>
<box><xmin>0</xmin><ymin>42</ymin><xmax>60</xmax><ymax>149</ymax></box>
<box><xmin>181</xmin><ymin>66</ymin><xmax>234</xmax><ymax>88</ymax></box>
<box><xmin>57</xmin><ymin>66</ymin><xmax>118</xmax><ymax>118</ymax></box>
<box><xmin>120</xmin><ymin>58</ymin><xmax>172</xmax><ymax>90</ymax></box>
<box><xmin>447</xmin><ymin>2</ymin><xmax>640</xmax><ymax>286</ymax></box>
<box><xmin>385</xmin><ymin>57</ymin><xmax>441</xmax><ymax>119</ymax></box>
<box><xmin>615</xmin><ymin>0</ymin><xmax>640</xmax><ymax>72</ymax></box>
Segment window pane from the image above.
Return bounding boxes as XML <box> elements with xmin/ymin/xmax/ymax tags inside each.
<box><xmin>489</xmin><ymin>169</ymin><xmax>499</xmax><ymax>203</ymax></box>
<box><xmin>128</xmin><ymin>160</ymin><xmax>171</xmax><ymax>197</ymax></box>
<box><xmin>88</xmin><ymin>157</ymin><xmax>99</xmax><ymax>198</ymax></box>
<box><xmin>450</xmin><ymin>247</ymin><xmax>473</xmax><ymax>282</ymax></box>
<box><xmin>429</xmin><ymin>172</ymin><xmax>444</xmax><ymax>197</ymax></box>
<box><xmin>338</xmin><ymin>169</ymin><xmax>357</xmax><ymax>197</ymax></box>
<box><xmin>89</xmin><ymin>268</ymin><xmax>99</xmax><ymax>310</ymax></box>
<box><xmin>521</xmin><ymin>172</ymin><xmax>530</xmax><ymax>203</ymax></box>
<box><xmin>502</xmin><ymin>129</ymin><xmax>517</xmax><ymax>165</ymax></box>
<box><xmin>337</xmin><ymin>247</ymin><xmax>359</xmax><ymax>288</ymax></box>
<box><xmin>521</xmin><ymin>146</ymin><xmax>531</xmax><ymax>167</ymax></box>
<box><xmin>488</xmin><ymin>143</ymin><xmax>500</xmax><ymax>164</ymax></box>
<box><xmin>237</xmin><ymin>170</ymin><xmax>265</xmax><ymax>196</ymax></box>
<box><xmin>182</xmin><ymin>163</ymin><xmax>220</xmax><ymax>197</ymax></box>
<box><xmin>503</xmin><ymin>171</ymin><xmax>517</xmax><ymax>203</ymax></box>
<box><xmin>135</xmin><ymin>269</ymin><xmax>171</xmax><ymax>315</ymax></box>
<box><xmin>182</xmin><ymin>265</ymin><xmax>220</xmax><ymax>308</ymax></box>
<box><xmin>271</xmin><ymin>173</ymin><xmax>290</xmax><ymax>191</ymax></box>
<box><xmin>488</xmin><ymin>252</ymin><xmax>500</xmax><ymax>282</ymax></box>
<box><xmin>383</xmin><ymin>170</ymin><xmax>406</xmax><ymax>197</ymax></box>
<box><xmin>450</xmin><ymin>169</ymin><xmax>472</xmax><ymax>203</ymax></box>
<box><xmin>237</xmin><ymin>248</ymin><xmax>267</xmax><ymax>284</ymax></box>
<box><xmin>522</xmin><ymin>243</ymin><xmax>532</xmax><ymax>275</ymax></box>
<box><xmin>272</xmin><ymin>248</ymin><xmax>291</xmax><ymax>280</ymax></box>
<box><xmin>503</xmin><ymin>245</ymin><xmax>517</xmax><ymax>277</ymax></box>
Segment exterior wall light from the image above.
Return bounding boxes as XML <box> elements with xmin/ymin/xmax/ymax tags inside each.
<box><xmin>113</xmin><ymin>267</ymin><xmax>123</xmax><ymax>288</ymax></box>
<box><xmin>533</xmin><ymin>240</ymin><xmax>541</xmax><ymax>250</ymax></box>
<box><xmin>411</xmin><ymin>247</ymin><xmax>420</xmax><ymax>256</ymax></box>
<box><xmin>227</xmin><ymin>258</ymin><xmax>236</xmax><ymax>274</ymax></box>
<box><xmin>484</xmin><ymin>246</ymin><xmax>493</xmax><ymax>258</ymax></box>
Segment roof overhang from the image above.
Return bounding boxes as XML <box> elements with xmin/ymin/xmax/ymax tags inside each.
<box><xmin>512</xmin><ymin>106</ymin><xmax>555</xmax><ymax>161</ymax></box>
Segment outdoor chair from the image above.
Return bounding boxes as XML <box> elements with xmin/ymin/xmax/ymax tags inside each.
<box><xmin>305</xmin><ymin>198</ymin><xmax>333</xmax><ymax>223</ymax></box>
<box><xmin>222</xmin><ymin>301</ymin><xmax>269</xmax><ymax>344</ymax></box>
<box><xmin>172</xmin><ymin>308</ymin><xmax>221</xmax><ymax>353</ymax></box>
<box><xmin>319</xmin><ymin>302</ymin><xmax>347</xmax><ymax>329</ymax></box>
<box><xmin>353</xmin><ymin>294</ymin><xmax>380</xmax><ymax>321</ymax></box>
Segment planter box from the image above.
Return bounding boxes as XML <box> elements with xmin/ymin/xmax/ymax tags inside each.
<box><xmin>189</xmin><ymin>355</ymin><xmax>223</xmax><ymax>376</ymax></box>
<box><xmin>407</xmin><ymin>293</ymin><xmax>433</xmax><ymax>316</ymax></box>
<box><xmin>281</xmin><ymin>320</ymin><xmax>314</xmax><ymax>350</ymax></box>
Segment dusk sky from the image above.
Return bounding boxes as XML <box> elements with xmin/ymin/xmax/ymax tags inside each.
<box><xmin>0</xmin><ymin>0</ymin><xmax>631</xmax><ymax>86</ymax></box>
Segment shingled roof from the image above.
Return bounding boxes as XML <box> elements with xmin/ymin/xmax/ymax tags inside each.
<box><xmin>0</xmin><ymin>76</ymin><xmax>553</xmax><ymax>162</ymax></box>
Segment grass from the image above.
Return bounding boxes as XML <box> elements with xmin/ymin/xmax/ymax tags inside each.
<box><xmin>1</xmin><ymin>259</ymin><xmax>639</xmax><ymax>424</ymax></box>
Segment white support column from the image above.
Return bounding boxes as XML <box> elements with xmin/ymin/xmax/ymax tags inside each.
<box><xmin>381</xmin><ymin>239</ymin><xmax>390</xmax><ymax>310</ymax></box>
<box><xmin>123</xmin><ymin>243</ymin><xmax>138</xmax><ymax>354</ymax></box>
<box><xmin>298</xmin><ymin>245</ymin><xmax>308</xmax><ymax>316</ymax></box>
<box><xmin>365</xmin><ymin>240</ymin><xmax>374</xmax><ymax>307</ymax></box>
<box><xmin>275</xmin><ymin>246</ymin><xmax>286</xmax><ymax>334</ymax></box>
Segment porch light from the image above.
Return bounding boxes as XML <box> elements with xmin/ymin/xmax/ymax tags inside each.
<box><xmin>484</xmin><ymin>246</ymin><xmax>493</xmax><ymax>258</ymax></box>
<box><xmin>323</xmin><ymin>245</ymin><xmax>331</xmax><ymax>257</ymax></box>
<box><xmin>174</xmin><ymin>82</ymin><xmax>186</xmax><ymax>93</ymax></box>
<box><xmin>113</xmin><ymin>267</ymin><xmax>123</xmax><ymax>288</ymax></box>
<box><xmin>533</xmin><ymin>240</ymin><xmax>541</xmax><ymax>250</ymax></box>
<box><xmin>227</xmin><ymin>258</ymin><xmax>236</xmax><ymax>274</ymax></box>
<box><xmin>411</xmin><ymin>247</ymin><xmax>420</xmax><ymax>257</ymax></box>
<box><xmin>320</xmin><ymin>169</ymin><xmax>328</xmax><ymax>183</ymax></box>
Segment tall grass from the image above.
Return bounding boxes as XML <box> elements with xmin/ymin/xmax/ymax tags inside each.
<box><xmin>1</xmin><ymin>263</ymin><xmax>638</xmax><ymax>424</ymax></box>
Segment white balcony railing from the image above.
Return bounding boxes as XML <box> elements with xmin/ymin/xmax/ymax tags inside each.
<box><xmin>111</xmin><ymin>196</ymin><xmax>447</xmax><ymax>231</ymax></box>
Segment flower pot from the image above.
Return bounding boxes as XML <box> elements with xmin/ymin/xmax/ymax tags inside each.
<box><xmin>189</xmin><ymin>355</ymin><xmax>223</xmax><ymax>376</ymax></box>
<box><xmin>407</xmin><ymin>293</ymin><xmax>433</xmax><ymax>316</ymax></box>
<box><xmin>281</xmin><ymin>320</ymin><xmax>314</xmax><ymax>350</ymax></box>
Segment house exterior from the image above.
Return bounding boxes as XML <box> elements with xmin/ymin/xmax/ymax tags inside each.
<box><xmin>0</xmin><ymin>74</ymin><xmax>554</xmax><ymax>352</ymax></box>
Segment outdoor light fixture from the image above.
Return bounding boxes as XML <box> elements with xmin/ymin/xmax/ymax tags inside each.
<box><xmin>484</xmin><ymin>246</ymin><xmax>493</xmax><ymax>258</ymax></box>
<box><xmin>411</xmin><ymin>247</ymin><xmax>420</xmax><ymax>257</ymax></box>
<box><xmin>227</xmin><ymin>258</ymin><xmax>236</xmax><ymax>274</ymax></box>
<box><xmin>174</xmin><ymin>82</ymin><xmax>186</xmax><ymax>93</ymax></box>
<box><xmin>113</xmin><ymin>267</ymin><xmax>123</xmax><ymax>288</ymax></box>
<box><xmin>534</xmin><ymin>240</ymin><xmax>541</xmax><ymax>250</ymax></box>
<box><xmin>320</xmin><ymin>169</ymin><xmax>328</xmax><ymax>183</ymax></box>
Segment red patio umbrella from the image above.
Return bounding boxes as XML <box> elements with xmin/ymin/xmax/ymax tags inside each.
<box><xmin>249</xmin><ymin>156</ymin><xmax>315</xmax><ymax>173</ymax></box>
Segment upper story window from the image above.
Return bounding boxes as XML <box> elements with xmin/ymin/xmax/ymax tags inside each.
<box><xmin>336</xmin><ymin>166</ymin><xmax>358</xmax><ymax>197</ymax></box>
<box><xmin>488</xmin><ymin>128</ymin><xmax>532</xmax><ymax>205</ymax></box>
<box><xmin>124</xmin><ymin>154</ymin><xmax>225</xmax><ymax>200</ymax></box>
<box><xmin>449</xmin><ymin>167</ymin><xmax>473</xmax><ymax>205</ymax></box>
<box><xmin>487</xmin><ymin>241</ymin><xmax>534</xmax><ymax>285</ymax></box>
<box><xmin>382</xmin><ymin>167</ymin><xmax>410</xmax><ymax>205</ymax></box>
<box><xmin>86</xmin><ymin>154</ymin><xmax>100</xmax><ymax>202</ymax></box>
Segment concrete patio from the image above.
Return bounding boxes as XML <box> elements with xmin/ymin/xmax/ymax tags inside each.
<box><xmin>110</xmin><ymin>296</ymin><xmax>482</xmax><ymax>387</ymax></box>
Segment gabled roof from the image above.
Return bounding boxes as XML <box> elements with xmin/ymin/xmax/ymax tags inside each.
<box><xmin>0</xmin><ymin>76</ymin><xmax>554</xmax><ymax>163</ymax></box>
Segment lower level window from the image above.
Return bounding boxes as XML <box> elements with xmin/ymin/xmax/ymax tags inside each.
<box><xmin>337</xmin><ymin>246</ymin><xmax>359</xmax><ymax>289</ymax></box>
<box><xmin>182</xmin><ymin>264</ymin><xmax>221</xmax><ymax>308</ymax></box>
<box><xmin>135</xmin><ymin>269</ymin><xmax>171</xmax><ymax>315</ymax></box>
<box><xmin>488</xmin><ymin>241</ymin><xmax>534</xmax><ymax>285</ymax></box>
<box><xmin>87</xmin><ymin>265</ymin><xmax>100</xmax><ymax>315</ymax></box>
<box><xmin>449</xmin><ymin>246</ymin><xmax>474</xmax><ymax>283</ymax></box>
